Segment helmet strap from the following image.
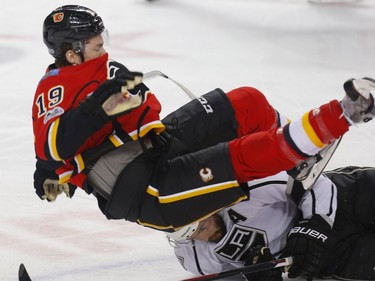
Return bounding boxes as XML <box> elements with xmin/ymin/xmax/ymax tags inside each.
<box><xmin>77</xmin><ymin>52</ymin><xmax>85</xmax><ymax>63</ymax></box>
<box><xmin>72</xmin><ymin>41</ymin><xmax>85</xmax><ymax>63</ymax></box>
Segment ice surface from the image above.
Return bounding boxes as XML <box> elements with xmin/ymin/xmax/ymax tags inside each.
<box><xmin>0</xmin><ymin>0</ymin><xmax>374</xmax><ymax>280</ymax></box>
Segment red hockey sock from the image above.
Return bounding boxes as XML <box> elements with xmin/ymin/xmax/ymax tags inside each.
<box><xmin>228</xmin><ymin>100</ymin><xmax>350</xmax><ymax>182</ymax></box>
<box><xmin>308</xmin><ymin>100</ymin><xmax>349</xmax><ymax>143</ymax></box>
<box><xmin>228</xmin><ymin>128</ymin><xmax>301</xmax><ymax>182</ymax></box>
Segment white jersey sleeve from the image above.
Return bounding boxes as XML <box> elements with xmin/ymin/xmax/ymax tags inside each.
<box><xmin>298</xmin><ymin>174</ymin><xmax>337</xmax><ymax>226</ymax></box>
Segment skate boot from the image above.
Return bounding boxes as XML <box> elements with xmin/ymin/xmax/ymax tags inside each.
<box><xmin>341</xmin><ymin>77</ymin><xmax>375</xmax><ymax>124</ymax></box>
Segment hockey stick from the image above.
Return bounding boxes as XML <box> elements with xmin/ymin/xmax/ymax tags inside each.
<box><xmin>102</xmin><ymin>70</ymin><xmax>196</xmax><ymax>116</ymax></box>
<box><xmin>103</xmin><ymin>69</ymin><xmax>196</xmax><ymax>116</ymax></box>
<box><xmin>19</xmin><ymin>264</ymin><xmax>32</xmax><ymax>281</ymax></box>
<box><xmin>295</xmin><ymin>136</ymin><xmax>342</xmax><ymax>190</ymax></box>
<box><xmin>180</xmin><ymin>256</ymin><xmax>293</xmax><ymax>281</ymax></box>
<box><xmin>143</xmin><ymin>70</ymin><xmax>197</xmax><ymax>100</ymax></box>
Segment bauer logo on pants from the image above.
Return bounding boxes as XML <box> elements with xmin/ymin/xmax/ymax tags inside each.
<box><xmin>200</xmin><ymin>168</ymin><xmax>214</xmax><ymax>182</ymax></box>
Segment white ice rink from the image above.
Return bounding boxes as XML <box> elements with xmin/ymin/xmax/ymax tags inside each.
<box><xmin>1</xmin><ymin>0</ymin><xmax>374</xmax><ymax>280</ymax></box>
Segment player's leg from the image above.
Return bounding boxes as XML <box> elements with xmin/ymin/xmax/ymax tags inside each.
<box><xmin>225</xmin><ymin>86</ymin><xmax>288</xmax><ymax>136</ymax></box>
<box><xmin>138</xmin><ymin>142</ymin><xmax>247</xmax><ymax>229</ymax></box>
<box><xmin>138</xmin><ymin>75</ymin><xmax>375</xmax><ymax>229</ymax></box>
<box><xmin>229</xmin><ymin>77</ymin><xmax>375</xmax><ymax>182</ymax></box>
<box><xmin>162</xmin><ymin>88</ymin><xmax>237</xmax><ymax>151</ymax></box>
<box><xmin>141</xmin><ymin>78</ymin><xmax>375</xmax><ymax>229</ymax></box>
<box><xmin>105</xmin><ymin>78</ymin><xmax>374</xmax><ymax>231</ymax></box>
<box><xmin>326</xmin><ymin>166</ymin><xmax>375</xmax><ymax>280</ymax></box>
<box><xmin>334</xmin><ymin>234</ymin><xmax>375</xmax><ymax>280</ymax></box>
<box><xmin>162</xmin><ymin>87</ymin><xmax>284</xmax><ymax>151</ymax></box>
<box><xmin>323</xmin><ymin>166</ymin><xmax>375</xmax><ymax>279</ymax></box>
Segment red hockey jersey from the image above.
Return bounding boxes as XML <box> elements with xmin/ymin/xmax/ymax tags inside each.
<box><xmin>32</xmin><ymin>53</ymin><xmax>164</xmax><ymax>187</ymax></box>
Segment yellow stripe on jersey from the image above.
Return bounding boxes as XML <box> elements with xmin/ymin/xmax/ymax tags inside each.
<box><xmin>146</xmin><ymin>181</ymin><xmax>240</xmax><ymax>203</ymax></box>
<box><xmin>301</xmin><ymin>112</ymin><xmax>324</xmax><ymax>148</ymax></box>
<box><xmin>58</xmin><ymin>170</ymin><xmax>73</xmax><ymax>184</ymax></box>
<box><xmin>136</xmin><ymin>221</ymin><xmax>174</xmax><ymax>230</ymax></box>
<box><xmin>128</xmin><ymin>121</ymin><xmax>165</xmax><ymax>140</ymax></box>
<box><xmin>108</xmin><ymin>133</ymin><xmax>124</xmax><ymax>147</ymax></box>
<box><xmin>136</xmin><ymin>196</ymin><xmax>247</xmax><ymax>230</ymax></box>
<box><xmin>146</xmin><ymin>185</ymin><xmax>159</xmax><ymax>197</ymax></box>
<box><xmin>48</xmin><ymin>118</ymin><xmax>62</xmax><ymax>161</ymax></box>
<box><xmin>74</xmin><ymin>154</ymin><xmax>85</xmax><ymax>173</ymax></box>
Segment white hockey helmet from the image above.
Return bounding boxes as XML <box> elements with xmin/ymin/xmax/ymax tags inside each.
<box><xmin>166</xmin><ymin>222</ymin><xmax>200</xmax><ymax>241</ymax></box>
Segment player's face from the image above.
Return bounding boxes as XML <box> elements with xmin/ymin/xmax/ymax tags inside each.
<box><xmin>83</xmin><ymin>34</ymin><xmax>107</xmax><ymax>61</ymax></box>
<box><xmin>190</xmin><ymin>214</ymin><xmax>226</xmax><ymax>243</ymax></box>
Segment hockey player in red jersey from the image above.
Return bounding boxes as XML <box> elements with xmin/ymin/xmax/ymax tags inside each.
<box><xmin>33</xmin><ymin>5</ymin><xmax>375</xmax><ymax>232</ymax></box>
<box><xmin>169</xmin><ymin>167</ymin><xmax>375</xmax><ymax>281</ymax></box>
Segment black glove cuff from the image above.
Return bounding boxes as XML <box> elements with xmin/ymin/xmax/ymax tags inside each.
<box><xmin>79</xmin><ymin>97</ymin><xmax>112</xmax><ymax>123</ymax></box>
<box><xmin>34</xmin><ymin>162</ymin><xmax>59</xmax><ymax>200</ymax></box>
<box><xmin>244</xmin><ymin>247</ymin><xmax>283</xmax><ymax>281</ymax></box>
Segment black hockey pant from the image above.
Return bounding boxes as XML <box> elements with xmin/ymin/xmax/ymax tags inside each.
<box><xmin>323</xmin><ymin>166</ymin><xmax>375</xmax><ymax>281</ymax></box>
<box><xmin>103</xmin><ymin>88</ymin><xmax>247</xmax><ymax>231</ymax></box>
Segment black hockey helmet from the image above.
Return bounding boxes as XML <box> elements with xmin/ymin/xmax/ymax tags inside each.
<box><xmin>43</xmin><ymin>5</ymin><xmax>105</xmax><ymax>58</ymax></box>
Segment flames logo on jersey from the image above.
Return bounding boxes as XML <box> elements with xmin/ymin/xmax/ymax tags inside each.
<box><xmin>53</xmin><ymin>12</ymin><xmax>64</xmax><ymax>23</ymax></box>
<box><xmin>199</xmin><ymin>167</ymin><xmax>214</xmax><ymax>182</ymax></box>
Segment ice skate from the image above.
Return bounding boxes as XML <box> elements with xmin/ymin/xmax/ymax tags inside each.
<box><xmin>341</xmin><ymin>78</ymin><xmax>375</xmax><ymax>124</ymax></box>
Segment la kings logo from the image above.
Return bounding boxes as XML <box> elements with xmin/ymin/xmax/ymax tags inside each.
<box><xmin>213</xmin><ymin>224</ymin><xmax>267</xmax><ymax>262</ymax></box>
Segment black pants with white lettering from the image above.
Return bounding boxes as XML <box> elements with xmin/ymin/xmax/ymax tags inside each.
<box><xmin>104</xmin><ymin>89</ymin><xmax>248</xmax><ymax>230</ymax></box>
<box><xmin>162</xmin><ymin>88</ymin><xmax>238</xmax><ymax>151</ymax></box>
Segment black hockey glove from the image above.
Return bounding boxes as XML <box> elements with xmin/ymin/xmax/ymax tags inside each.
<box><xmin>244</xmin><ymin>247</ymin><xmax>283</xmax><ymax>281</ymax></box>
<box><xmin>283</xmin><ymin>214</ymin><xmax>336</xmax><ymax>280</ymax></box>
<box><xmin>34</xmin><ymin>165</ymin><xmax>76</xmax><ymax>202</ymax></box>
<box><xmin>80</xmin><ymin>71</ymin><xmax>143</xmax><ymax>118</ymax></box>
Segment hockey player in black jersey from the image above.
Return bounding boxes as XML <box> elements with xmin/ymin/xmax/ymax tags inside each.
<box><xmin>168</xmin><ymin>166</ymin><xmax>375</xmax><ymax>281</ymax></box>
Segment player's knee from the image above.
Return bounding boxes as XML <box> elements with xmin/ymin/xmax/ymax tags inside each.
<box><xmin>226</xmin><ymin>87</ymin><xmax>277</xmax><ymax>135</ymax></box>
<box><xmin>226</xmin><ymin>86</ymin><xmax>269</xmax><ymax>109</ymax></box>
